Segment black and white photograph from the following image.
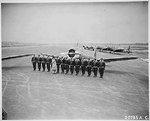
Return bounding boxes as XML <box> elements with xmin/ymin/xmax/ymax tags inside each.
<box><xmin>2</xmin><ymin>0</ymin><xmax>149</xmax><ymax>120</ymax></box>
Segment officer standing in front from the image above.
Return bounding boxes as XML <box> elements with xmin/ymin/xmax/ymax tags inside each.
<box><xmin>98</xmin><ymin>58</ymin><xmax>106</xmax><ymax>78</ymax></box>
<box><xmin>31</xmin><ymin>54</ymin><xmax>37</xmax><ymax>71</ymax></box>
<box><xmin>37</xmin><ymin>55</ymin><xmax>42</xmax><ymax>71</ymax></box>
<box><xmin>41</xmin><ymin>55</ymin><xmax>46</xmax><ymax>72</ymax></box>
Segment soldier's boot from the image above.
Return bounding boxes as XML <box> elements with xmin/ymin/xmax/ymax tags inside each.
<box><xmin>101</xmin><ymin>72</ymin><xmax>104</xmax><ymax>78</ymax></box>
<box><xmin>100</xmin><ymin>73</ymin><xmax>102</xmax><ymax>78</ymax></box>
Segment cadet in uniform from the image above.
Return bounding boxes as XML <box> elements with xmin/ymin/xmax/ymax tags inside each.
<box><xmin>86</xmin><ymin>58</ymin><xmax>92</xmax><ymax>76</ymax></box>
<box><xmin>65</xmin><ymin>58</ymin><xmax>70</xmax><ymax>74</ymax></box>
<box><xmin>46</xmin><ymin>56</ymin><xmax>52</xmax><ymax>72</ymax></box>
<box><xmin>70</xmin><ymin>58</ymin><xmax>75</xmax><ymax>74</ymax></box>
<box><xmin>75</xmin><ymin>59</ymin><xmax>81</xmax><ymax>75</ymax></box>
<box><xmin>41</xmin><ymin>55</ymin><xmax>46</xmax><ymax>72</ymax></box>
<box><xmin>37</xmin><ymin>55</ymin><xmax>42</xmax><ymax>71</ymax></box>
<box><xmin>81</xmin><ymin>58</ymin><xmax>87</xmax><ymax>75</ymax></box>
<box><xmin>93</xmin><ymin>59</ymin><xmax>98</xmax><ymax>77</ymax></box>
<box><xmin>31</xmin><ymin>54</ymin><xmax>37</xmax><ymax>71</ymax></box>
<box><xmin>55</xmin><ymin>56</ymin><xmax>61</xmax><ymax>73</ymax></box>
<box><xmin>78</xmin><ymin>59</ymin><xmax>82</xmax><ymax>74</ymax></box>
<box><xmin>98</xmin><ymin>58</ymin><xmax>106</xmax><ymax>78</ymax></box>
<box><xmin>61</xmin><ymin>57</ymin><xmax>66</xmax><ymax>73</ymax></box>
<box><xmin>64</xmin><ymin>57</ymin><xmax>67</xmax><ymax>74</ymax></box>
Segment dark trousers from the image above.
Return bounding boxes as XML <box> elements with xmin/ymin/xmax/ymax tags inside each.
<box><xmin>61</xmin><ymin>64</ymin><xmax>64</xmax><ymax>73</ymax></box>
<box><xmin>70</xmin><ymin>65</ymin><xmax>74</xmax><ymax>74</ymax></box>
<box><xmin>56</xmin><ymin>64</ymin><xmax>60</xmax><ymax>73</ymax></box>
<box><xmin>38</xmin><ymin>63</ymin><xmax>41</xmax><ymax>71</ymax></box>
<box><xmin>75</xmin><ymin>66</ymin><xmax>80</xmax><ymax>75</ymax></box>
<box><xmin>87</xmin><ymin>66</ymin><xmax>91</xmax><ymax>76</ymax></box>
<box><xmin>66</xmin><ymin>65</ymin><xmax>69</xmax><ymax>74</ymax></box>
<box><xmin>93</xmin><ymin>67</ymin><xmax>98</xmax><ymax>77</ymax></box>
<box><xmin>64</xmin><ymin>64</ymin><xmax>66</xmax><ymax>70</ymax></box>
<box><xmin>47</xmin><ymin>63</ymin><xmax>50</xmax><ymax>72</ymax></box>
<box><xmin>32</xmin><ymin>62</ymin><xmax>36</xmax><ymax>70</ymax></box>
<box><xmin>99</xmin><ymin>68</ymin><xmax>104</xmax><ymax>78</ymax></box>
<box><xmin>81</xmin><ymin>66</ymin><xmax>86</xmax><ymax>75</ymax></box>
<box><xmin>42</xmin><ymin>63</ymin><xmax>45</xmax><ymax>71</ymax></box>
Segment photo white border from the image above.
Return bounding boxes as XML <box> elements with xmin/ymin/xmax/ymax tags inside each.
<box><xmin>0</xmin><ymin>0</ymin><xmax>149</xmax><ymax>121</ymax></box>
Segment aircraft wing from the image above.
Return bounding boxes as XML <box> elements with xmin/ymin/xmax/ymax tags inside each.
<box><xmin>76</xmin><ymin>53</ymin><xmax>94</xmax><ymax>59</ymax></box>
<box><xmin>60</xmin><ymin>52</ymin><xmax>68</xmax><ymax>55</ymax></box>
<box><xmin>41</xmin><ymin>53</ymin><xmax>56</xmax><ymax>58</ymax></box>
<box><xmin>2</xmin><ymin>54</ymin><xmax>34</xmax><ymax>61</ymax></box>
<box><xmin>103</xmin><ymin>56</ymin><xmax>138</xmax><ymax>62</ymax></box>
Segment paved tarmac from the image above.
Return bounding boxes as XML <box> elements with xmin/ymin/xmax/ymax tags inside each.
<box><xmin>2</xmin><ymin>49</ymin><xmax>149</xmax><ymax>120</ymax></box>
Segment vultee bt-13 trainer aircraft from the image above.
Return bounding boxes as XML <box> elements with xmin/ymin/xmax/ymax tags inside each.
<box><xmin>2</xmin><ymin>47</ymin><xmax>138</xmax><ymax>62</ymax></box>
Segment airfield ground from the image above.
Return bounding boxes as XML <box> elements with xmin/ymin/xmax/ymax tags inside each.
<box><xmin>2</xmin><ymin>46</ymin><xmax>149</xmax><ymax>119</ymax></box>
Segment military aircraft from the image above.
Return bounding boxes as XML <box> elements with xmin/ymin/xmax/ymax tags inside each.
<box><xmin>83</xmin><ymin>45</ymin><xmax>94</xmax><ymax>51</ymax></box>
<box><xmin>58</xmin><ymin>47</ymin><xmax>137</xmax><ymax>63</ymax></box>
<box><xmin>83</xmin><ymin>45</ymin><xmax>132</xmax><ymax>55</ymax></box>
<box><xmin>2</xmin><ymin>47</ymin><xmax>137</xmax><ymax>63</ymax></box>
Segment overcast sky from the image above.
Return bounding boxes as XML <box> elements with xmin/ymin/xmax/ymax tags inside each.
<box><xmin>2</xmin><ymin>2</ymin><xmax>148</xmax><ymax>44</ymax></box>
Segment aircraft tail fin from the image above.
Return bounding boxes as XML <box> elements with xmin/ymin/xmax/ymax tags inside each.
<box><xmin>94</xmin><ymin>46</ymin><xmax>97</xmax><ymax>59</ymax></box>
<box><xmin>127</xmin><ymin>45</ymin><xmax>131</xmax><ymax>53</ymax></box>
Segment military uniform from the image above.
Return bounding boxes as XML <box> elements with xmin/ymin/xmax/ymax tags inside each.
<box><xmin>37</xmin><ymin>56</ymin><xmax>42</xmax><ymax>71</ymax></box>
<box><xmin>93</xmin><ymin>60</ymin><xmax>98</xmax><ymax>77</ymax></box>
<box><xmin>61</xmin><ymin>58</ymin><xmax>66</xmax><ymax>73</ymax></box>
<box><xmin>81</xmin><ymin>59</ymin><xmax>87</xmax><ymax>75</ymax></box>
<box><xmin>41</xmin><ymin>56</ymin><xmax>46</xmax><ymax>71</ymax></box>
<box><xmin>75</xmin><ymin>59</ymin><xmax>81</xmax><ymax>75</ymax></box>
<box><xmin>55</xmin><ymin>57</ymin><xmax>61</xmax><ymax>73</ymax></box>
<box><xmin>70</xmin><ymin>59</ymin><xmax>75</xmax><ymax>74</ymax></box>
<box><xmin>86</xmin><ymin>59</ymin><xmax>92</xmax><ymax>76</ymax></box>
<box><xmin>65</xmin><ymin>59</ymin><xmax>70</xmax><ymax>74</ymax></box>
<box><xmin>31</xmin><ymin>55</ymin><xmax>37</xmax><ymax>71</ymax></box>
<box><xmin>98</xmin><ymin>60</ymin><xmax>105</xmax><ymax>78</ymax></box>
<box><xmin>47</xmin><ymin>57</ymin><xmax>52</xmax><ymax>72</ymax></box>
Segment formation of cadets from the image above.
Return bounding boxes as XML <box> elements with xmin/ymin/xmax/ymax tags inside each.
<box><xmin>31</xmin><ymin>54</ymin><xmax>105</xmax><ymax>78</ymax></box>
